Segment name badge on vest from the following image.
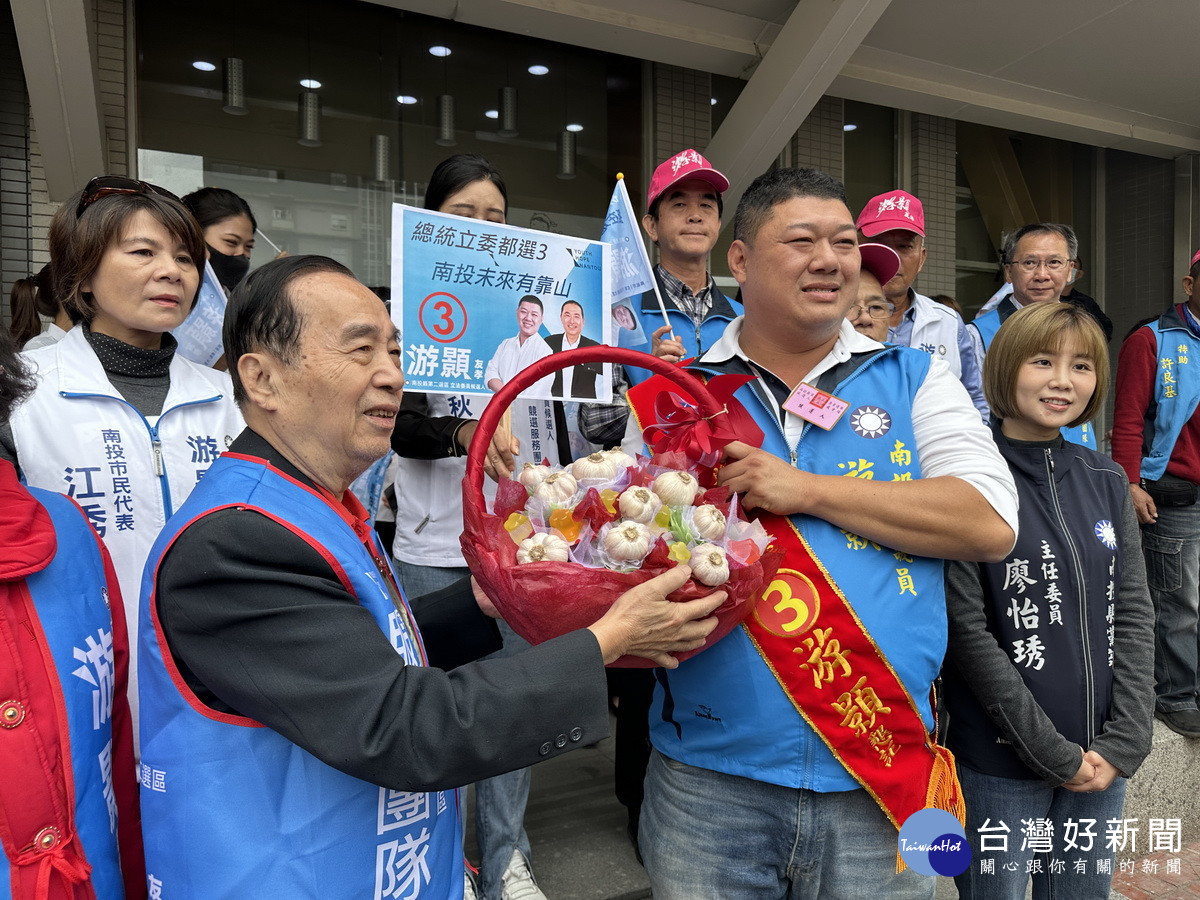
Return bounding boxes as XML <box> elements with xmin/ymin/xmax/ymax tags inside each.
<box><xmin>782</xmin><ymin>383</ymin><xmax>849</xmax><ymax>430</ymax></box>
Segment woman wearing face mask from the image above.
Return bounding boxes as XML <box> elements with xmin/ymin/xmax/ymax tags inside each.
<box><xmin>2</xmin><ymin>176</ymin><xmax>245</xmax><ymax>751</ymax></box>
<box><xmin>181</xmin><ymin>187</ymin><xmax>260</xmax><ymax>293</ymax></box>
<box><xmin>942</xmin><ymin>301</ymin><xmax>1153</xmax><ymax>899</ymax></box>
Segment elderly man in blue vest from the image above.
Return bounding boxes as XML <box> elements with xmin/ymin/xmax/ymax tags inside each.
<box><xmin>856</xmin><ymin>190</ymin><xmax>988</xmax><ymax>418</ymax></box>
<box><xmin>136</xmin><ymin>254</ymin><xmax>725</xmax><ymax>899</ymax></box>
<box><xmin>622</xmin><ymin>167</ymin><xmax>1018</xmax><ymax>898</ymax></box>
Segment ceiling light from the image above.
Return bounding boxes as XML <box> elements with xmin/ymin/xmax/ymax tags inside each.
<box><xmin>485</xmin><ymin>109</ymin><xmax>499</xmax><ymax>119</ymax></box>
<box><xmin>843</xmin><ymin>123</ymin><xmax>858</xmax><ymax>132</ymax></box>
<box><xmin>429</xmin><ymin>45</ymin><xmax>452</xmax><ymax>57</ymax></box>
<box><xmin>565</xmin><ymin>123</ymin><xmax>583</xmax><ymax>132</ymax></box>
<box><xmin>527</xmin><ymin>64</ymin><xmax>549</xmax><ymax>76</ymax></box>
<box><xmin>396</xmin><ymin>95</ymin><xmax>418</xmax><ymax>105</ymax></box>
<box><xmin>710</xmin><ymin>98</ymin><xmax>718</xmax><ymax>106</ymax></box>
<box><xmin>300</xmin><ymin>78</ymin><xmax>321</xmax><ymax>89</ymax></box>
<box><xmin>192</xmin><ymin>61</ymin><xmax>216</xmax><ymax>72</ymax></box>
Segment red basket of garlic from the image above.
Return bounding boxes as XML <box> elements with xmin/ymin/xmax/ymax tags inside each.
<box><xmin>461</xmin><ymin>347</ymin><xmax>782</xmax><ymax>668</ymax></box>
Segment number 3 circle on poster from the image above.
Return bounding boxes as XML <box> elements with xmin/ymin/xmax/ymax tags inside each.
<box><xmin>418</xmin><ymin>292</ymin><xmax>468</xmax><ymax>343</ymax></box>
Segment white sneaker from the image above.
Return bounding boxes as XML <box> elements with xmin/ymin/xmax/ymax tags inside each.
<box><xmin>464</xmin><ymin>869</ymin><xmax>478</xmax><ymax>900</ymax></box>
<box><xmin>500</xmin><ymin>849</ymin><xmax>547</xmax><ymax>900</ymax></box>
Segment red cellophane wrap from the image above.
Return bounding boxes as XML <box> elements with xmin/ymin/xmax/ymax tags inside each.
<box><xmin>461</xmin><ymin>346</ymin><xmax>782</xmax><ymax>667</ymax></box>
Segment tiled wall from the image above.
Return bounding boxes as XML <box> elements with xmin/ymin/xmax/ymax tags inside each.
<box><xmin>1104</xmin><ymin>150</ymin><xmax>1175</xmax><ymax>349</ymax></box>
<box><xmin>652</xmin><ymin>64</ymin><xmax>712</xmax><ymax>162</ymax></box>
<box><xmin>0</xmin><ymin>4</ymin><xmax>31</xmax><ymax>322</ymax></box>
<box><xmin>912</xmin><ymin>113</ymin><xmax>956</xmax><ymax>298</ymax></box>
<box><xmin>790</xmin><ymin>95</ymin><xmax>844</xmax><ymax>180</ymax></box>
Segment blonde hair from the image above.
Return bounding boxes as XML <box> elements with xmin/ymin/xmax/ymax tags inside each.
<box><xmin>983</xmin><ymin>302</ymin><xmax>1109</xmax><ymax>428</ymax></box>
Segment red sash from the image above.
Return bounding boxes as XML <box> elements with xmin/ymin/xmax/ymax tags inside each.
<box><xmin>627</xmin><ymin>374</ymin><xmax>965</xmax><ymax>848</ymax></box>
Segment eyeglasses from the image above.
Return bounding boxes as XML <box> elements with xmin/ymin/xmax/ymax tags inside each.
<box><xmin>1009</xmin><ymin>257</ymin><xmax>1070</xmax><ymax>273</ymax></box>
<box><xmin>75</xmin><ymin>175</ymin><xmax>181</xmax><ymax>219</ymax></box>
<box><xmin>850</xmin><ymin>302</ymin><xmax>894</xmax><ymax>319</ymax></box>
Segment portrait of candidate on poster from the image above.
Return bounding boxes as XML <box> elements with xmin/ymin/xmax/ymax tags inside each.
<box><xmin>391</xmin><ymin>205</ymin><xmax>612</xmax><ymax>404</ymax></box>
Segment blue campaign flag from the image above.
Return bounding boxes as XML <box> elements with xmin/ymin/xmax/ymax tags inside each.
<box><xmin>601</xmin><ymin>176</ymin><xmax>655</xmax><ymax>304</ymax></box>
<box><xmin>171</xmin><ymin>260</ymin><xmax>226</xmax><ymax>367</ymax></box>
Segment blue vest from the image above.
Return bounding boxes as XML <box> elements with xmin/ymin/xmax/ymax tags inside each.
<box><xmin>626</xmin><ymin>274</ymin><xmax>742</xmax><ymax>386</ymax></box>
<box><xmin>1140</xmin><ymin>307</ymin><xmax>1200</xmax><ymax>481</ymax></box>
<box><xmin>0</xmin><ymin>489</ymin><xmax>125</xmax><ymax>898</ymax></box>
<box><xmin>643</xmin><ymin>347</ymin><xmax>946</xmax><ymax>792</ymax></box>
<box><xmin>971</xmin><ymin>300</ymin><xmax>1094</xmax><ymax>449</ymax></box>
<box><xmin>138</xmin><ymin>454</ymin><xmax>463</xmax><ymax>899</ymax></box>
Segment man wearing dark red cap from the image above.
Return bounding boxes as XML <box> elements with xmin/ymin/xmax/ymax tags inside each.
<box><xmin>846</xmin><ymin>243</ymin><xmax>902</xmax><ymax>342</ymax></box>
<box><xmin>856</xmin><ymin>190</ymin><xmax>987</xmax><ymax>417</ymax></box>
<box><xmin>1112</xmin><ymin>247</ymin><xmax>1200</xmax><ymax>738</ymax></box>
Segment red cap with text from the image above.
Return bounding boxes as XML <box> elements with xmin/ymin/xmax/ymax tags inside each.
<box><xmin>646</xmin><ymin>149</ymin><xmax>730</xmax><ymax>212</ymax></box>
<box><xmin>857</xmin><ymin>190</ymin><xmax>925</xmax><ymax>237</ymax></box>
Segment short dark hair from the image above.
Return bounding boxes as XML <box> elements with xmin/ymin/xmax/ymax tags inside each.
<box><xmin>1001</xmin><ymin>223</ymin><xmax>1079</xmax><ymax>264</ymax></box>
<box><xmin>733</xmin><ymin>167</ymin><xmax>848</xmax><ymax>244</ymax></box>
<box><xmin>560</xmin><ymin>299</ymin><xmax>584</xmax><ymax>317</ymax></box>
<box><xmin>182</xmin><ymin>186</ymin><xmax>258</xmax><ymax>233</ymax></box>
<box><xmin>0</xmin><ymin>325</ymin><xmax>35</xmax><ymax>421</ymax></box>
<box><xmin>425</xmin><ymin>154</ymin><xmax>508</xmax><ymax>216</ymax></box>
<box><xmin>223</xmin><ymin>255</ymin><xmax>354</xmax><ymax>405</ymax></box>
<box><xmin>1189</xmin><ymin>257</ymin><xmax>1200</xmax><ymax>281</ymax></box>
<box><xmin>49</xmin><ymin>187</ymin><xmax>206</xmax><ymax>324</ymax></box>
<box><xmin>517</xmin><ymin>294</ymin><xmax>543</xmax><ymax>312</ymax></box>
<box><xmin>648</xmin><ymin>186</ymin><xmax>724</xmax><ymax>221</ymax></box>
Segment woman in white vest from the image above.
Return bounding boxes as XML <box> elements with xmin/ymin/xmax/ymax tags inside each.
<box><xmin>1</xmin><ymin>176</ymin><xmax>245</xmax><ymax>749</ymax></box>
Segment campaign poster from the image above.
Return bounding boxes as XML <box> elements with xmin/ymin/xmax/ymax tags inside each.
<box><xmin>392</xmin><ymin>205</ymin><xmax>612</xmax><ymax>404</ymax></box>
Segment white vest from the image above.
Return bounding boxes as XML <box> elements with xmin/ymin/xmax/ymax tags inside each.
<box><xmin>904</xmin><ymin>291</ymin><xmax>965</xmax><ymax>378</ymax></box>
<box><xmin>392</xmin><ymin>391</ymin><xmax>557</xmax><ymax>567</ymax></box>
<box><xmin>11</xmin><ymin>326</ymin><xmax>244</xmax><ymax>746</ymax></box>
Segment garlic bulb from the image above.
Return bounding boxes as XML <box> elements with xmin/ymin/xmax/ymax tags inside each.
<box><xmin>618</xmin><ymin>486</ymin><xmax>662</xmax><ymax>524</ymax></box>
<box><xmin>517</xmin><ymin>462</ymin><xmax>552</xmax><ymax>492</ymax></box>
<box><xmin>603</xmin><ymin>448</ymin><xmax>637</xmax><ymax>471</ymax></box>
<box><xmin>653</xmin><ymin>470</ymin><xmax>699</xmax><ymax>507</ymax></box>
<box><xmin>692</xmin><ymin>504</ymin><xmax>727</xmax><ymax>541</ymax></box>
<box><xmin>691</xmin><ymin>543</ymin><xmax>730</xmax><ymax>586</ymax></box>
<box><xmin>602</xmin><ymin>520</ymin><xmax>652</xmax><ymax>562</ymax></box>
<box><xmin>516</xmin><ymin>532</ymin><xmax>571</xmax><ymax>564</ymax></box>
<box><xmin>571</xmin><ymin>452</ymin><xmax>619</xmax><ymax>481</ymax></box>
<box><xmin>533</xmin><ymin>471</ymin><xmax>578</xmax><ymax>504</ymax></box>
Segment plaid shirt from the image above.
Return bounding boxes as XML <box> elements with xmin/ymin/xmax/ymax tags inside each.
<box><xmin>657</xmin><ymin>266</ymin><xmax>715</xmax><ymax>330</ymax></box>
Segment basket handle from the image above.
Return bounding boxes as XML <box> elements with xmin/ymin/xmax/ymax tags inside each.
<box><xmin>463</xmin><ymin>346</ymin><xmax>724</xmax><ymax>519</ymax></box>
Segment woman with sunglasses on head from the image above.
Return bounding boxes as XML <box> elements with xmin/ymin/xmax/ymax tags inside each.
<box><xmin>942</xmin><ymin>302</ymin><xmax>1154</xmax><ymax>899</ymax></box>
<box><xmin>1</xmin><ymin>176</ymin><xmax>244</xmax><ymax>748</ymax></box>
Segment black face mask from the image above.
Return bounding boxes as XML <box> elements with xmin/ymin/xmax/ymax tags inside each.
<box><xmin>207</xmin><ymin>245</ymin><xmax>251</xmax><ymax>291</ymax></box>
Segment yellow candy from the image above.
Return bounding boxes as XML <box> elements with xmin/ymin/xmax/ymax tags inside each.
<box><xmin>654</xmin><ymin>508</ymin><xmax>672</xmax><ymax>528</ymax></box>
<box><xmin>548</xmin><ymin>508</ymin><xmax>583</xmax><ymax>543</ymax></box>
<box><xmin>600</xmin><ymin>489</ymin><xmax>619</xmax><ymax>515</ymax></box>
<box><xmin>668</xmin><ymin>542</ymin><xmax>691</xmax><ymax>563</ymax></box>
<box><xmin>504</xmin><ymin>512</ymin><xmax>533</xmax><ymax>544</ymax></box>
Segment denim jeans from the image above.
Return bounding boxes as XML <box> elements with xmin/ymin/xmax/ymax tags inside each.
<box><xmin>954</xmin><ymin>764</ymin><xmax>1127</xmax><ymax>899</ymax></box>
<box><xmin>394</xmin><ymin>562</ymin><xmax>534</xmax><ymax>900</ymax></box>
<box><xmin>1141</xmin><ymin>502</ymin><xmax>1200</xmax><ymax>711</ymax></box>
<box><xmin>640</xmin><ymin>749</ymin><xmax>934</xmax><ymax>900</ymax></box>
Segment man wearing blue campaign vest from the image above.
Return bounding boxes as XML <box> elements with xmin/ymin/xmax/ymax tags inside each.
<box><xmin>622</xmin><ymin>168</ymin><xmax>1019</xmax><ymax>898</ymax></box>
<box><xmin>138</xmin><ymin>255</ymin><xmax>725</xmax><ymax>899</ymax></box>
<box><xmin>968</xmin><ymin>223</ymin><xmax>1097</xmax><ymax>447</ymax></box>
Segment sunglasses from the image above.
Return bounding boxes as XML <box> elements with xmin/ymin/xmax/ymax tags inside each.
<box><xmin>75</xmin><ymin>175</ymin><xmax>181</xmax><ymax>219</ymax></box>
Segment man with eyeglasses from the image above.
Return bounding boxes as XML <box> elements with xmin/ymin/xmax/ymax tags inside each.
<box><xmin>968</xmin><ymin>223</ymin><xmax>1096</xmax><ymax>445</ymax></box>
<box><xmin>845</xmin><ymin>243</ymin><xmax>902</xmax><ymax>343</ymax></box>
<box><xmin>856</xmin><ymin>190</ymin><xmax>988</xmax><ymax>417</ymax></box>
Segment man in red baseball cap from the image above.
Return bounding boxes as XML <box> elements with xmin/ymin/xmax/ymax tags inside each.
<box><xmin>846</xmin><ymin>243</ymin><xmax>902</xmax><ymax>343</ymax></box>
<box><xmin>627</xmin><ymin>148</ymin><xmax>739</xmax><ymax>385</ymax></box>
<box><xmin>856</xmin><ymin>189</ymin><xmax>987</xmax><ymax>417</ymax></box>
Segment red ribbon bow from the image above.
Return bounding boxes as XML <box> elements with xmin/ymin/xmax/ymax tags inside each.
<box><xmin>641</xmin><ymin>374</ymin><xmax>763</xmax><ymax>464</ymax></box>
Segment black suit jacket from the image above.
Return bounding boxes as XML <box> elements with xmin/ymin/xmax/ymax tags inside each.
<box><xmin>545</xmin><ymin>333</ymin><xmax>604</xmax><ymax>399</ymax></box>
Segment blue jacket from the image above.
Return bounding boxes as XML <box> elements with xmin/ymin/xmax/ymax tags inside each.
<box><xmin>636</xmin><ymin>345</ymin><xmax>945</xmax><ymax>792</ymax></box>
<box><xmin>139</xmin><ymin>454</ymin><xmax>462</xmax><ymax>899</ymax></box>
<box><xmin>944</xmin><ymin>426</ymin><xmax>1137</xmax><ymax>780</ymax></box>
<box><xmin>1138</xmin><ymin>305</ymin><xmax>1200</xmax><ymax>481</ymax></box>
<box><xmin>625</xmin><ymin>269</ymin><xmax>742</xmax><ymax>385</ymax></box>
